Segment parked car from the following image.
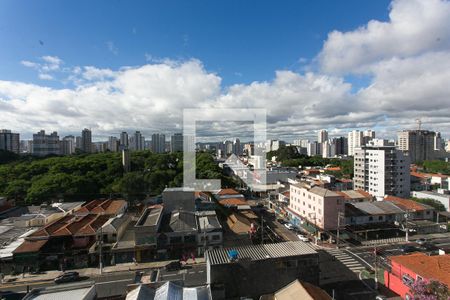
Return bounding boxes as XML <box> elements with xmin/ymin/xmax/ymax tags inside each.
<box><xmin>297</xmin><ymin>234</ymin><xmax>309</xmax><ymax>242</ymax></box>
<box><xmin>400</xmin><ymin>245</ymin><xmax>418</xmax><ymax>253</ymax></box>
<box><xmin>415</xmin><ymin>238</ymin><xmax>428</xmax><ymax>245</ymax></box>
<box><xmin>419</xmin><ymin>242</ymin><xmax>437</xmax><ymax>252</ymax></box>
<box><xmin>165</xmin><ymin>261</ymin><xmax>182</xmax><ymax>272</ymax></box>
<box><xmin>284</xmin><ymin>223</ymin><xmax>294</xmax><ymax>230</ymax></box>
<box><xmin>54</xmin><ymin>271</ymin><xmax>80</xmax><ymax>284</ymax></box>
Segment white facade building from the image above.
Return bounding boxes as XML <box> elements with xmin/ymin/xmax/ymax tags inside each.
<box><xmin>353</xmin><ymin>139</ymin><xmax>410</xmax><ymax>199</ymax></box>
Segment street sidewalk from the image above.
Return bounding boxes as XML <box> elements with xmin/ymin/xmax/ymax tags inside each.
<box><xmin>2</xmin><ymin>257</ymin><xmax>205</xmax><ymax>286</ymax></box>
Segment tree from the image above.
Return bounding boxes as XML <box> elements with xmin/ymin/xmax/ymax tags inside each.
<box><xmin>422</xmin><ymin>160</ymin><xmax>450</xmax><ymax>175</ymax></box>
<box><xmin>411</xmin><ymin>197</ymin><xmax>446</xmax><ymax>212</ymax></box>
<box><xmin>410</xmin><ymin>279</ymin><xmax>449</xmax><ymax>300</ymax></box>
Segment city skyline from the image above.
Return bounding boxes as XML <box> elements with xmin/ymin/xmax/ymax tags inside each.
<box><xmin>1</xmin><ymin>0</ymin><xmax>450</xmax><ymax>140</ymax></box>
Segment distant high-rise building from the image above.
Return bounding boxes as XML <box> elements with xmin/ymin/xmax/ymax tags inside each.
<box><xmin>170</xmin><ymin>133</ymin><xmax>183</xmax><ymax>152</ymax></box>
<box><xmin>61</xmin><ymin>135</ymin><xmax>76</xmax><ymax>155</ymax></box>
<box><xmin>75</xmin><ymin>136</ymin><xmax>82</xmax><ymax>150</ymax></box>
<box><xmin>318</xmin><ymin>130</ymin><xmax>328</xmax><ymax>144</ymax></box>
<box><xmin>129</xmin><ymin>131</ymin><xmax>144</xmax><ymax>151</ymax></box>
<box><xmin>434</xmin><ymin>132</ymin><xmax>442</xmax><ymax>151</ymax></box>
<box><xmin>354</xmin><ymin>139</ymin><xmax>410</xmax><ymax>199</ymax></box>
<box><xmin>81</xmin><ymin>128</ymin><xmax>92</xmax><ymax>153</ymax></box>
<box><xmin>334</xmin><ymin>137</ymin><xmax>348</xmax><ymax>155</ymax></box>
<box><xmin>307</xmin><ymin>141</ymin><xmax>320</xmax><ymax>156</ymax></box>
<box><xmin>151</xmin><ymin>133</ymin><xmax>166</xmax><ymax>153</ymax></box>
<box><xmin>0</xmin><ymin>129</ymin><xmax>20</xmax><ymax>154</ymax></box>
<box><xmin>397</xmin><ymin>130</ymin><xmax>436</xmax><ymax>164</ymax></box>
<box><xmin>32</xmin><ymin>130</ymin><xmax>60</xmax><ymax>156</ymax></box>
<box><xmin>233</xmin><ymin>138</ymin><xmax>241</xmax><ymax>156</ymax></box>
<box><xmin>348</xmin><ymin>130</ymin><xmax>375</xmax><ymax>156</ymax></box>
<box><xmin>120</xmin><ymin>132</ymin><xmax>129</xmax><ymax>150</ymax></box>
<box><xmin>108</xmin><ymin>136</ymin><xmax>119</xmax><ymax>152</ymax></box>
<box><xmin>322</xmin><ymin>141</ymin><xmax>331</xmax><ymax>158</ymax></box>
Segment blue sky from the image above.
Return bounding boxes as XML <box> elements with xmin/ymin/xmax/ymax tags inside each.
<box><xmin>0</xmin><ymin>0</ymin><xmax>390</xmax><ymax>87</ymax></box>
<box><xmin>1</xmin><ymin>0</ymin><xmax>450</xmax><ymax>141</ymax></box>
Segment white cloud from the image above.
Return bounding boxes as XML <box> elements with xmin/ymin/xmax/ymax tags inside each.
<box><xmin>318</xmin><ymin>0</ymin><xmax>450</xmax><ymax>74</ymax></box>
<box><xmin>38</xmin><ymin>73</ymin><xmax>53</xmax><ymax>80</ymax></box>
<box><xmin>5</xmin><ymin>0</ymin><xmax>450</xmax><ymax>140</ymax></box>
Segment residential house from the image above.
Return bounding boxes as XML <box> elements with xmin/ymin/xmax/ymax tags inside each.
<box><xmin>197</xmin><ymin>211</ymin><xmax>223</xmax><ymax>255</ymax></box>
<box><xmin>162</xmin><ymin>187</ymin><xmax>195</xmax><ymax>213</ymax></box>
<box><xmin>260</xmin><ymin>279</ymin><xmax>332</xmax><ymax>300</ymax></box>
<box><xmin>134</xmin><ymin>205</ymin><xmax>163</xmax><ymax>262</ymax></box>
<box><xmin>75</xmin><ymin>199</ymin><xmax>128</xmax><ymax>217</ymax></box>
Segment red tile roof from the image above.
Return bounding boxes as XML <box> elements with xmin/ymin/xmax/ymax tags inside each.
<box><xmin>216</xmin><ymin>188</ymin><xmax>241</xmax><ymax>196</ymax></box>
<box><xmin>29</xmin><ymin>214</ymin><xmax>110</xmax><ymax>238</ymax></box>
<box><xmin>75</xmin><ymin>199</ymin><xmax>127</xmax><ymax>215</ymax></box>
<box><xmin>384</xmin><ymin>195</ymin><xmax>430</xmax><ymax>211</ymax></box>
<box><xmin>325</xmin><ymin>167</ymin><xmax>341</xmax><ymax>172</ymax></box>
<box><xmin>390</xmin><ymin>253</ymin><xmax>450</xmax><ymax>287</ymax></box>
<box><xmin>14</xmin><ymin>240</ymin><xmax>47</xmax><ymax>254</ymax></box>
<box><xmin>219</xmin><ymin>198</ymin><xmax>247</xmax><ymax>206</ymax></box>
<box><xmin>411</xmin><ymin>172</ymin><xmax>431</xmax><ymax>179</ymax></box>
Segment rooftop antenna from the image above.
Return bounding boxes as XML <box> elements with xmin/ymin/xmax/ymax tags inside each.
<box><xmin>415</xmin><ymin>118</ymin><xmax>422</xmax><ymax>131</ymax></box>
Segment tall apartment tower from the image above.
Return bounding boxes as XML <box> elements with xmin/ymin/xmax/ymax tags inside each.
<box><xmin>353</xmin><ymin>139</ymin><xmax>410</xmax><ymax>199</ymax></box>
<box><xmin>348</xmin><ymin>130</ymin><xmax>375</xmax><ymax>156</ymax></box>
<box><xmin>32</xmin><ymin>130</ymin><xmax>60</xmax><ymax>156</ymax></box>
<box><xmin>61</xmin><ymin>135</ymin><xmax>76</xmax><ymax>155</ymax></box>
<box><xmin>107</xmin><ymin>136</ymin><xmax>118</xmax><ymax>152</ymax></box>
<box><xmin>129</xmin><ymin>131</ymin><xmax>144</xmax><ymax>151</ymax></box>
<box><xmin>120</xmin><ymin>132</ymin><xmax>129</xmax><ymax>150</ymax></box>
<box><xmin>151</xmin><ymin>133</ymin><xmax>166</xmax><ymax>153</ymax></box>
<box><xmin>170</xmin><ymin>133</ymin><xmax>183</xmax><ymax>152</ymax></box>
<box><xmin>0</xmin><ymin>129</ymin><xmax>20</xmax><ymax>154</ymax></box>
<box><xmin>397</xmin><ymin>130</ymin><xmax>436</xmax><ymax>164</ymax></box>
<box><xmin>81</xmin><ymin>128</ymin><xmax>92</xmax><ymax>153</ymax></box>
<box><xmin>233</xmin><ymin>138</ymin><xmax>241</xmax><ymax>156</ymax></box>
<box><xmin>317</xmin><ymin>130</ymin><xmax>328</xmax><ymax>144</ymax></box>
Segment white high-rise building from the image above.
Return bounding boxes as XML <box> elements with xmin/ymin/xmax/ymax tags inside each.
<box><xmin>318</xmin><ymin>130</ymin><xmax>328</xmax><ymax>144</ymax></box>
<box><xmin>61</xmin><ymin>135</ymin><xmax>76</xmax><ymax>155</ymax></box>
<box><xmin>348</xmin><ymin>130</ymin><xmax>375</xmax><ymax>156</ymax></box>
<box><xmin>353</xmin><ymin>139</ymin><xmax>410</xmax><ymax>199</ymax></box>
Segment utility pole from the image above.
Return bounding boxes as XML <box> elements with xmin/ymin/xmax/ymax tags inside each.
<box><xmin>336</xmin><ymin>211</ymin><xmax>344</xmax><ymax>249</ymax></box>
<box><xmin>99</xmin><ymin>226</ymin><xmax>103</xmax><ymax>275</ymax></box>
<box><xmin>374</xmin><ymin>247</ymin><xmax>378</xmax><ymax>290</ymax></box>
<box><xmin>404</xmin><ymin>210</ymin><xmax>410</xmax><ymax>242</ymax></box>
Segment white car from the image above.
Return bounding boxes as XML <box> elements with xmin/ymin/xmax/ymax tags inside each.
<box><xmin>297</xmin><ymin>234</ymin><xmax>309</xmax><ymax>242</ymax></box>
<box><xmin>284</xmin><ymin>223</ymin><xmax>294</xmax><ymax>230</ymax></box>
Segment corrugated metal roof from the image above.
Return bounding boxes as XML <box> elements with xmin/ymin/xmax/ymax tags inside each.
<box><xmin>206</xmin><ymin>241</ymin><xmax>317</xmax><ymax>266</ymax></box>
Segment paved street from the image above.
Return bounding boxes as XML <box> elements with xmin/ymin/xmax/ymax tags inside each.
<box><xmin>158</xmin><ymin>263</ymin><xmax>206</xmax><ymax>287</ymax></box>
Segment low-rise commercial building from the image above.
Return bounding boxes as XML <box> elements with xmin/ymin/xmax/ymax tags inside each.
<box><xmin>206</xmin><ymin>241</ymin><xmax>319</xmax><ymax>299</ymax></box>
<box><xmin>411</xmin><ymin>190</ymin><xmax>450</xmax><ymax>212</ymax></box>
<box><xmin>384</xmin><ymin>253</ymin><xmax>450</xmax><ymax>300</ymax></box>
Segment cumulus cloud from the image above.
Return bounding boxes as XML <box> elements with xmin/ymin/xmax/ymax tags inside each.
<box><xmin>4</xmin><ymin>0</ymin><xmax>450</xmax><ymax>140</ymax></box>
<box><xmin>318</xmin><ymin>0</ymin><xmax>450</xmax><ymax>74</ymax></box>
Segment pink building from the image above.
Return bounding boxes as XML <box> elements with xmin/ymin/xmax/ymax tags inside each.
<box><xmin>288</xmin><ymin>183</ymin><xmax>345</xmax><ymax>231</ymax></box>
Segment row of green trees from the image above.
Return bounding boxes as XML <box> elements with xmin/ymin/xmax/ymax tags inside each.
<box><xmin>0</xmin><ymin>151</ymin><xmax>234</xmax><ymax>204</ymax></box>
<box><xmin>421</xmin><ymin>160</ymin><xmax>450</xmax><ymax>175</ymax></box>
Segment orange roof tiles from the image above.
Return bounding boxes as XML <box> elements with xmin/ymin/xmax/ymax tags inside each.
<box><xmin>325</xmin><ymin>167</ymin><xmax>341</xmax><ymax>172</ymax></box>
<box><xmin>390</xmin><ymin>253</ymin><xmax>450</xmax><ymax>287</ymax></box>
<box><xmin>217</xmin><ymin>188</ymin><xmax>241</xmax><ymax>196</ymax></box>
<box><xmin>29</xmin><ymin>214</ymin><xmax>110</xmax><ymax>238</ymax></box>
<box><xmin>282</xmin><ymin>191</ymin><xmax>290</xmax><ymax>197</ymax></box>
<box><xmin>411</xmin><ymin>172</ymin><xmax>431</xmax><ymax>179</ymax></box>
<box><xmin>14</xmin><ymin>240</ymin><xmax>48</xmax><ymax>254</ymax></box>
<box><xmin>76</xmin><ymin>199</ymin><xmax>127</xmax><ymax>215</ymax></box>
<box><xmin>384</xmin><ymin>195</ymin><xmax>429</xmax><ymax>211</ymax></box>
<box><xmin>219</xmin><ymin>198</ymin><xmax>247</xmax><ymax>206</ymax></box>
